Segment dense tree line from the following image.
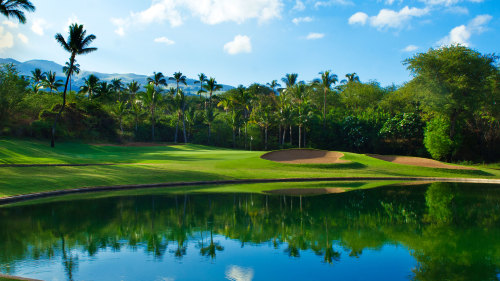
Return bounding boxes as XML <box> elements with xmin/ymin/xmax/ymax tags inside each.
<box><xmin>0</xmin><ymin>22</ymin><xmax>498</xmax><ymax>161</ymax></box>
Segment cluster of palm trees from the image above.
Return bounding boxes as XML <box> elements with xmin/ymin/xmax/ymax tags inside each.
<box><xmin>29</xmin><ymin>68</ymin><xmax>63</xmax><ymax>93</ymax></box>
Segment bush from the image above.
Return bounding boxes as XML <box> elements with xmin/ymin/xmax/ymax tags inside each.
<box><xmin>424</xmin><ymin>117</ymin><xmax>454</xmax><ymax>161</ymax></box>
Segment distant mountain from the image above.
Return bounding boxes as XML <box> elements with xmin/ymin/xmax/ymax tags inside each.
<box><xmin>0</xmin><ymin>58</ymin><xmax>234</xmax><ymax>94</ymax></box>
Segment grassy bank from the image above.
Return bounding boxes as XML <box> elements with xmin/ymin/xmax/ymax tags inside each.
<box><xmin>1</xmin><ymin>139</ymin><xmax>499</xmax><ymax>198</ymax></box>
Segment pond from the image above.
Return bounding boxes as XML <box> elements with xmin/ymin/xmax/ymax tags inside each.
<box><xmin>0</xmin><ymin>182</ymin><xmax>499</xmax><ymax>281</ymax></box>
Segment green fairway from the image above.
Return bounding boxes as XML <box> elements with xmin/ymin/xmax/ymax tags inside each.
<box><xmin>0</xmin><ymin>139</ymin><xmax>499</xmax><ymax>199</ymax></box>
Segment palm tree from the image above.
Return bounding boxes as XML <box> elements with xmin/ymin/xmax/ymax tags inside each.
<box><xmin>292</xmin><ymin>83</ymin><xmax>308</xmax><ymax>148</ymax></box>
<box><xmin>341</xmin><ymin>72</ymin><xmax>360</xmax><ymax>84</ymax></box>
<box><xmin>97</xmin><ymin>81</ymin><xmax>113</xmax><ymax>101</ymax></box>
<box><xmin>112</xmin><ymin>101</ymin><xmax>126</xmax><ymax>135</ymax></box>
<box><xmin>147</xmin><ymin>72</ymin><xmax>167</xmax><ymax>90</ymax></box>
<box><xmin>203</xmin><ymin>77</ymin><xmax>222</xmax><ymax>109</ymax></box>
<box><xmin>111</xmin><ymin>78</ymin><xmax>123</xmax><ymax>101</ymax></box>
<box><xmin>313</xmin><ymin>70</ymin><xmax>338</xmax><ymax>125</ymax></box>
<box><xmin>42</xmin><ymin>71</ymin><xmax>64</xmax><ymax>93</ymax></box>
<box><xmin>127</xmin><ymin>81</ymin><xmax>140</xmax><ymax>101</ymax></box>
<box><xmin>140</xmin><ymin>83</ymin><xmax>161</xmax><ymax>141</ymax></box>
<box><xmin>52</xmin><ymin>23</ymin><xmax>97</xmax><ymax>147</ymax></box>
<box><xmin>62</xmin><ymin>60</ymin><xmax>80</xmax><ymax>94</ymax></box>
<box><xmin>194</xmin><ymin>73</ymin><xmax>207</xmax><ymax>101</ymax></box>
<box><xmin>30</xmin><ymin>68</ymin><xmax>44</xmax><ymax>92</ymax></box>
<box><xmin>79</xmin><ymin>74</ymin><xmax>99</xmax><ymax>100</ymax></box>
<box><xmin>266</xmin><ymin>80</ymin><xmax>281</xmax><ymax>95</ymax></box>
<box><xmin>129</xmin><ymin>99</ymin><xmax>144</xmax><ymax>137</ymax></box>
<box><xmin>0</xmin><ymin>0</ymin><xmax>35</xmax><ymax>24</ymax></box>
<box><xmin>281</xmin><ymin>73</ymin><xmax>298</xmax><ymax>89</ymax></box>
<box><xmin>170</xmin><ymin>72</ymin><xmax>188</xmax><ymax>143</ymax></box>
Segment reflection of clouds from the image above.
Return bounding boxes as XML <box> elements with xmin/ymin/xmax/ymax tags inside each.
<box><xmin>156</xmin><ymin>277</ymin><xmax>175</xmax><ymax>281</ymax></box>
<box><xmin>226</xmin><ymin>265</ymin><xmax>254</xmax><ymax>281</ymax></box>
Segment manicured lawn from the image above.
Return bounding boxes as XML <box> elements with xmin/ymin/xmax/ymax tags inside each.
<box><xmin>1</xmin><ymin>139</ymin><xmax>499</xmax><ymax>198</ymax></box>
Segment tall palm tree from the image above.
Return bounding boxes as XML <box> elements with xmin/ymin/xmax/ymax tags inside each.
<box><xmin>129</xmin><ymin>99</ymin><xmax>144</xmax><ymax>137</ymax></box>
<box><xmin>169</xmin><ymin>72</ymin><xmax>188</xmax><ymax>143</ymax></box>
<box><xmin>194</xmin><ymin>73</ymin><xmax>207</xmax><ymax>101</ymax></box>
<box><xmin>203</xmin><ymin>77</ymin><xmax>222</xmax><ymax>109</ymax></box>
<box><xmin>52</xmin><ymin>23</ymin><xmax>97</xmax><ymax>147</ymax></box>
<box><xmin>313</xmin><ymin>70</ymin><xmax>338</xmax><ymax>124</ymax></box>
<box><xmin>111</xmin><ymin>78</ymin><xmax>124</xmax><ymax>101</ymax></box>
<box><xmin>127</xmin><ymin>81</ymin><xmax>140</xmax><ymax>100</ymax></box>
<box><xmin>62</xmin><ymin>60</ymin><xmax>80</xmax><ymax>94</ymax></box>
<box><xmin>79</xmin><ymin>74</ymin><xmax>99</xmax><ymax>100</ymax></box>
<box><xmin>42</xmin><ymin>71</ymin><xmax>64</xmax><ymax>93</ymax></box>
<box><xmin>341</xmin><ymin>72</ymin><xmax>360</xmax><ymax>84</ymax></box>
<box><xmin>292</xmin><ymin>83</ymin><xmax>308</xmax><ymax>148</ymax></box>
<box><xmin>140</xmin><ymin>83</ymin><xmax>161</xmax><ymax>141</ymax></box>
<box><xmin>0</xmin><ymin>0</ymin><xmax>35</xmax><ymax>24</ymax></box>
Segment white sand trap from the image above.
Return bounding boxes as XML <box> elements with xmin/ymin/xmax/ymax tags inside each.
<box><xmin>367</xmin><ymin>154</ymin><xmax>476</xmax><ymax>170</ymax></box>
<box><xmin>261</xmin><ymin>149</ymin><xmax>349</xmax><ymax>164</ymax></box>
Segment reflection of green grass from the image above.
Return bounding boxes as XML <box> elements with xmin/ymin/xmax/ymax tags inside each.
<box><xmin>0</xmin><ymin>139</ymin><xmax>499</xmax><ymax>198</ymax></box>
<box><xmin>6</xmin><ymin>181</ymin><xmax>409</xmax><ymax>207</ymax></box>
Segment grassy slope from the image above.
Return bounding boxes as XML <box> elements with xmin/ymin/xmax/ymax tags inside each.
<box><xmin>0</xmin><ymin>139</ymin><xmax>499</xmax><ymax>198</ymax></box>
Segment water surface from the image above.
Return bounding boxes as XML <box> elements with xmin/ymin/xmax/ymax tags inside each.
<box><xmin>0</xmin><ymin>182</ymin><xmax>499</xmax><ymax>280</ymax></box>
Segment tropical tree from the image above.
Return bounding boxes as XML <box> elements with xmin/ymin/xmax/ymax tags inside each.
<box><xmin>281</xmin><ymin>73</ymin><xmax>298</xmax><ymax>90</ymax></box>
<box><xmin>30</xmin><ymin>68</ymin><xmax>44</xmax><ymax>93</ymax></box>
<box><xmin>341</xmin><ymin>73</ymin><xmax>360</xmax><ymax>84</ymax></box>
<box><xmin>79</xmin><ymin>74</ymin><xmax>99</xmax><ymax>100</ymax></box>
<box><xmin>97</xmin><ymin>81</ymin><xmax>113</xmax><ymax>101</ymax></box>
<box><xmin>112</xmin><ymin>101</ymin><xmax>126</xmax><ymax>135</ymax></box>
<box><xmin>251</xmin><ymin>95</ymin><xmax>275</xmax><ymax>150</ymax></box>
<box><xmin>126</xmin><ymin>81</ymin><xmax>140</xmax><ymax>101</ymax></box>
<box><xmin>52</xmin><ymin>23</ymin><xmax>97</xmax><ymax>147</ymax></box>
<box><xmin>42</xmin><ymin>71</ymin><xmax>63</xmax><ymax>93</ymax></box>
<box><xmin>292</xmin><ymin>83</ymin><xmax>308</xmax><ymax>148</ymax></box>
<box><xmin>194</xmin><ymin>73</ymin><xmax>207</xmax><ymax>101</ymax></box>
<box><xmin>0</xmin><ymin>0</ymin><xmax>35</xmax><ymax>24</ymax></box>
<box><xmin>266</xmin><ymin>80</ymin><xmax>281</xmax><ymax>95</ymax></box>
<box><xmin>62</xmin><ymin>60</ymin><xmax>80</xmax><ymax>94</ymax></box>
<box><xmin>140</xmin><ymin>83</ymin><xmax>161</xmax><ymax>141</ymax></box>
<box><xmin>203</xmin><ymin>77</ymin><xmax>222</xmax><ymax>109</ymax></box>
<box><xmin>129</xmin><ymin>99</ymin><xmax>144</xmax><ymax>137</ymax></box>
<box><xmin>313</xmin><ymin>70</ymin><xmax>338</xmax><ymax>124</ymax></box>
<box><xmin>111</xmin><ymin>78</ymin><xmax>124</xmax><ymax>102</ymax></box>
<box><xmin>170</xmin><ymin>72</ymin><xmax>188</xmax><ymax>143</ymax></box>
<box><xmin>147</xmin><ymin>72</ymin><xmax>167</xmax><ymax>90</ymax></box>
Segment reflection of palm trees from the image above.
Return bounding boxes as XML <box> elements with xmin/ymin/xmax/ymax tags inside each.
<box><xmin>61</xmin><ymin>235</ymin><xmax>78</xmax><ymax>281</ymax></box>
<box><xmin>200</xmin><ymin>228</ymin><xmax>224</xmax><ymax>260</ymax></box>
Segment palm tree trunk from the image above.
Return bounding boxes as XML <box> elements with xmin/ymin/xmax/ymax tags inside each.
<box><xmin>299</xmin><ymin>125</ymin><xmax>302</xmax><ymax>148</ymax></box>
<box><xmin>233</xmin><ymin>127</ymin><xmax>236</xmax><ymax>148</ymax></box>
<box><xmin>282</xmin><ymin>125</ymin><xmax>286</xmax><ymax>147</ymax></box>
<box><xmin>151</xmin><ymin>106</ymin><xmax>155</xmax><ymax>141</ymax></box>
<box><xmin>208</xmin><ymin>123</ymin><xmax>211</xmax><ymax>144</ymax></box>
<box><xmin>265</xmin><ymin>126</ymin><xmax>268</xmax><ymax>150</ymax></box>
<box><xmin>323</xmin><ymin>88</ymin><xmax>327</xmax><ymax>126</ymax></box>
<box><xmin>182</xmin><ymin>107</ymin><xmax>187</xmax><ymax>143</ymax></box>
<box><xmin>289</xmin><ymin>125</ymin><xmax>292</xmax><ymax>146</ymax></box>
<box><xmin>51</xmin><ymin>55</ymin><xmax>74</xmax><ymax>148</ymax></box>
<box><xmin>175</xmin><ymin>115</ymin><xmax>179</xmax><ymax>143</ymax></box>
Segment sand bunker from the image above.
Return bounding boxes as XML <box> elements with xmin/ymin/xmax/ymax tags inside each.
<box><xmin>367</xmin><ymin>154</ymin><xmax>476</xmax><ymax>170</ymax></box>
<box><xmin>261</xmin><ymin>149</ymin><xmax>349</xmax><ymax>164</ymax></box>
<box><xmin>265</xmin><ymin>188</ymin><xmax>346</xmax><ymax>195</ymax></box>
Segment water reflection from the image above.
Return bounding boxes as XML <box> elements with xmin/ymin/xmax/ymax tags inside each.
<box><xmin>0</xmin><ymin>182</ymin><xmax>499</xmax><ymax>280</ymax></box>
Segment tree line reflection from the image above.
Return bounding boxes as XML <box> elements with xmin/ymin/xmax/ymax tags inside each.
<box><xmin>0</xmin><ymin>182</ymin><xmax>499</xmax><ymax>280</ymax></box>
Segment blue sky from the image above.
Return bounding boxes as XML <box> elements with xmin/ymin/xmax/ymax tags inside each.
<box><xmin>1</xmin><ymin>0</ymin><xmax>498</xmax><ymax>87</ymax></box>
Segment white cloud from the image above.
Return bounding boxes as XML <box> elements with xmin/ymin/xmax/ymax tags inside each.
<box><xmin>419</xmin><ymin>0</ymin><xmax>483</xmax><ymax>6</ymax></box>
<box><xmin>314</xmin><ymin>0</ymin><xmax>354</xmax><ymax>8</ymax></box>
<box><xmin>226</xmin><ymin>265</ymin><xmax>254</xmax><ymax>281</ymax></box>
<box><xmin>292</xmin><ymin>16</ymin><xmax>313</xmax><ymax>25</ymax></box>
<box><xmin>369</xmin><ymin>6</ymin><xmax>429</xmax><ymax>30</ymax></box>
<box><xmin>17</xmin><ymin>33</ymin><xmax>28</xmax><ymax>44</ymax></box>
<box><xmin>224</xmin><ymin>35</ymin><xmax>252</xmax><ymax>55</ymax></box>
<box><xmin>0</xmin><ymin>26</ymin><xmax>14</xmax><ymax>51</ymax></box>
<box><xmin>438</xmin><ymin>14</ymin><xmax>492</xmax><ymax>46</ymax></box>
<box><xmin>348</xmin><ymin>12</ymin><xmax>368</xmax><ymax>25</ymax></box>
<box><xmin>306</xmin><ymin>32</ymin><xmax>325</xmax><ymax>39</ymax></box>
<box><xmin>293</xmin><ymin>0</ymin><xmax>305</xmax><ymax>11</ymax></box>
<box><xmin>3</xmin><ymin>20</ymin><xmax>18</xmax><ymax>28</ymax></box>
<box><xmin>445</xmin><ymin>6</ymin><xmax>469</xmax><ymax>14</ymax></box>
<box><xmin>154</xmin><ymin>36</ymin><xmax>175</xmax><ymax>46</ymax></box>
<box><xmin>113</xmin><ymin>0</ymin><xmax>283</xmax><ymax>35</ymax></box>
<box><xmin>402</xmin><ymin>45</ymin><xmax>419</xmax><ymax>52</ymax></box>
<box><xmin>31</xmin><ymin>18</ymin><xmax>48</xmax><ymax>36</ymax></box>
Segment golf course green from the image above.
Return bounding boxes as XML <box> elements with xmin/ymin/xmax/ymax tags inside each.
<box><xmin>0</xmin><ymin>139</ymin><xmax>499</xmax><ymax>200</ymax></box>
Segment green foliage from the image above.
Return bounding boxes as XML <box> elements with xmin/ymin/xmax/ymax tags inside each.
<box><xmin>424</xmin><ymin>117</ymin><xmax>455</xmax><ymax>160</ymax></box>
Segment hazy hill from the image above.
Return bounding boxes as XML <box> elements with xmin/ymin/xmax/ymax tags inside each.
<box><xmin>0</xmin><ymin>58</ymin><xmax>234</xmax><ymax>94</ymax></box>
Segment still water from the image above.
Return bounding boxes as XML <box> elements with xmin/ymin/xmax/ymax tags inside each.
<box><xmin>0</xmin><ymin>182</ymin><xmax>499</xmax><ymax>281</ymax></box>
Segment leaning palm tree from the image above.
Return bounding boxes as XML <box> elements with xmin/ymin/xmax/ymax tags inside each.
<box><xmin>42</xmin><ymin>71</ymin><xmax>64</xmax><ymax>93</ymax></box>
<box><xmin>0</xmin><ymin>0</ymin><xmax>35</xmax><ymax>24</ymax></box>
<box><xmin>194</xmin><ymin>73</ymin><xmax>207</xmax><ymax>101</ymax></box>
<box><xmin>313</xmin><ymin>70</ymin><xmax>338</xmax><ymax>124</ymax></box>
<box><xmin>52</xmin><ymin>23</ymin><xmax>97</xmax><ymax>147</ymax></box>
<box><xmin>203</xmin><ymin>77</ymin><xmax>222</xmax><ymax>109</ymax></box>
